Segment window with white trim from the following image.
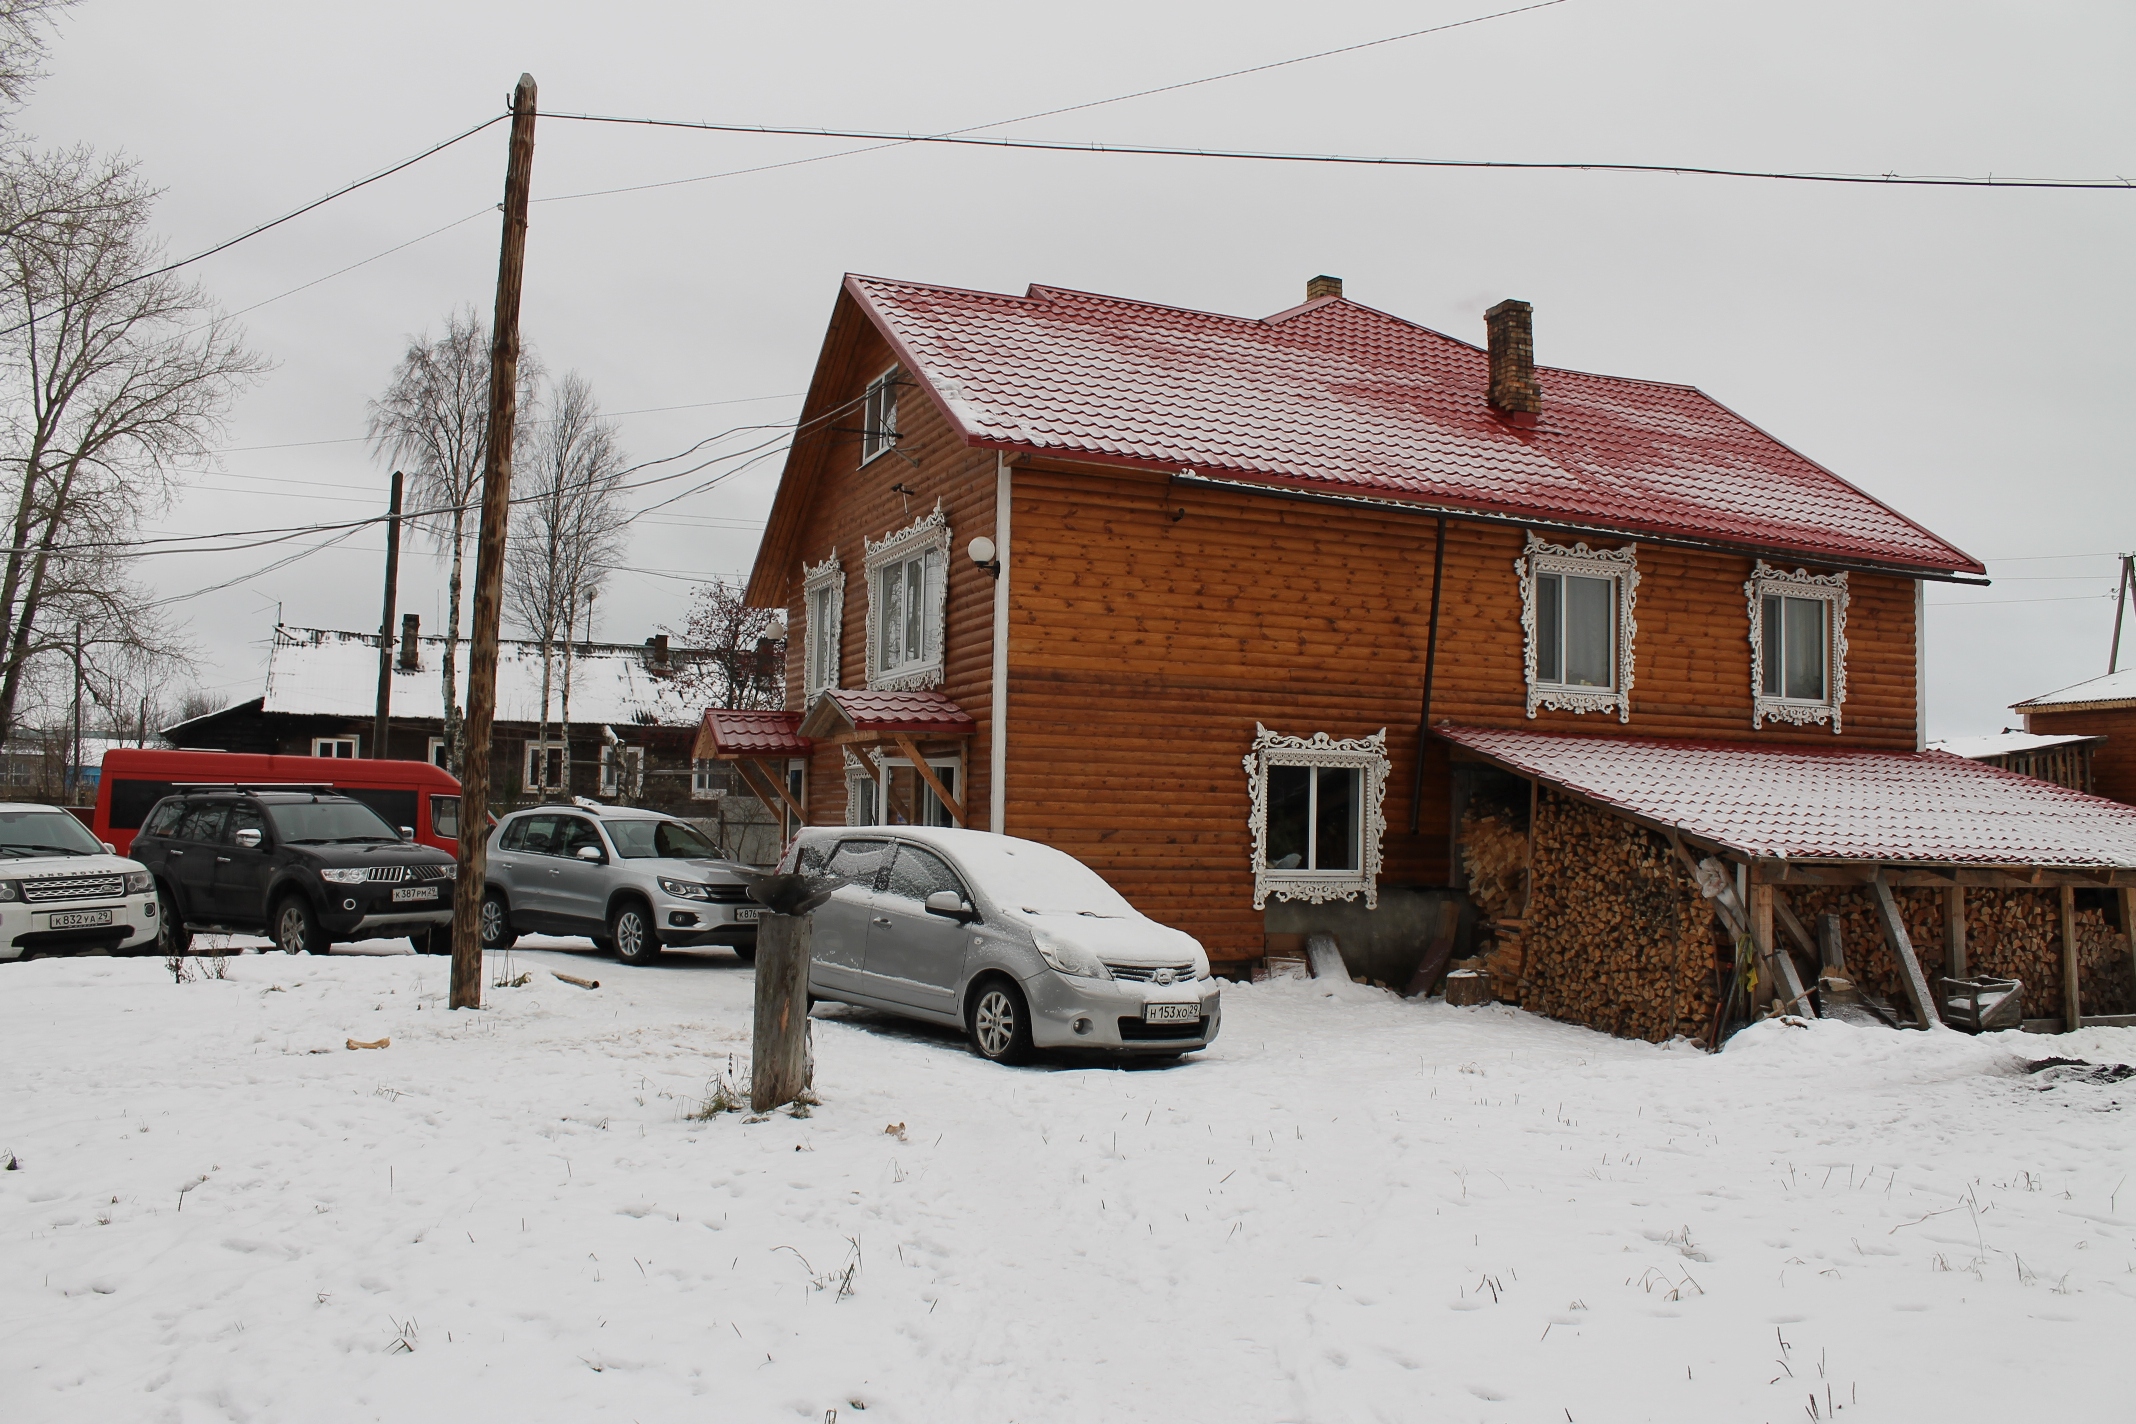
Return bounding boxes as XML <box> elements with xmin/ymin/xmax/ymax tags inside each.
<box><xmin>861</xmin><ymin>366</ymin><xmax>900</xmax><ymax>465</ymax></box>
<box><xmin>1242</xmin><ymin>724</ymin><xmax>1390</xmax><ymax>909</ymax></box>
<box><xmin>1519</xmin><ymin>534</ymin><xmax>1639</xmax><ymax>723</ymax></box>
<box><xmin>691</xmin><ymin>759</ymin><xmax>723</xmax><ymax>800</ymax></box>
<box><xmin>863</xmin><ymin>501</ymin><xmax>949</xmax><ymax>690</ymax></box>
<box><xmin>844</xmin><ymin>750</ymin><xmax>879</xmax><ymax>826</ymax></box>
<box><xmin>843</xmin><ymin>750</ymin><xmax>958</xmax><ymax>827</ymax></box>
<box><xmin>1745</xmin><ymin>562</ymin><xmax>1849</xmax><ymax>732</ymax></box>
<box><xmin>313</xmin><ymin>737</ymin><xmax>357</xmax><ymax>759</ymax></box>
<box><xmin>800</xmin><ymin>552</ymin><xmax>845</xmax><ymax>701</ymax></box>
<box><xmin>426</xmin><ymin>736</ymin><xmax>449</xmax><ymax>769</ymax></box>
<box><xmin>524</xmin><ymin>741</ymin><xmax>564</xmax><ymax>792</ymax></box>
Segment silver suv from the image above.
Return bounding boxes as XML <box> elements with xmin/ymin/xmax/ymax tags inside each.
<box><xmin>479</xmin><ymin>804</ymin><xmax>758</xmax><ymax>966</ymax></box>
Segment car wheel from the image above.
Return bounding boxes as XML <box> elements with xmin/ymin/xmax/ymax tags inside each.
<box><xmin>480</xmin><ymin>892</ymin><xmax>517</xmax><ymax>951</ymax></box>
<box><xmin>611</xmin><ymin>902</ymin><xmax>660</xmax><ymax>966</ymax></box>
<box><xmin>968</xmin><ymin>977</ymin><xmax>1035</xmax><ymax>1065</ymax></box>
<box><xmin>732</xmin><ymin>943</ymin><xmax>756</xmax><ymax>965</ymax></box>
<box><xmin>273</xmin><ymin>896</ymin><xmax>323</xmax><ymax>956</ymax></box>
<box><xmin>154</xmin><ymin>883</ymin><xmax>191</xmax><ymax>958</ymax></box>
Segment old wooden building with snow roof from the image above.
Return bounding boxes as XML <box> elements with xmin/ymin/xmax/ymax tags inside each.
<box><xmin>712</xmin><ymin>272</ymin><xmax>2136</xmax><ymax>1041</ymax></box>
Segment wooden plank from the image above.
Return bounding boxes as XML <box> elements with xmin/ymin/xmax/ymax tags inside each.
<box><xmin>734</xmin><ymin>759</ymin><xmax>805</xmax><ymax>830</ymax></box>
<box><xmin>2061</xmin><ymin>884</ymin><xmax>2080</xmax><ymax>1033</ymax></box>
<box><xmin>1769</xmin><ymin>886</ymin><xmax>1816</xmax><ymax>958</ymax></box>
<box><xmin>1945</xmin><ymin>883</ymin><xmax>1967</xmax><ymax>980</ymax></box>
<box><xmin>1749</xmin><ymin>882</ymin><xmax>1813</xmax><ymax>1016</ymax></box>
<box><xmin>1817</xmin><ymin>913</ymin><xmax>1845</xmax><ymax>975</ymax></box>
<box><xmin>1869</xmin><ymin>872</ymin><xmax>1939</xmax><ymax>1029</ymax></box>
<box><xmin>892</xmin><ymin>733</ymin><xmax>966</xmax><ymax>827</ymax></box>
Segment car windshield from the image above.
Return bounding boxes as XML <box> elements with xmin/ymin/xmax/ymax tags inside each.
<box><xmin>929</xmin><ymin>835</ymin><xmax>1138</xmax><ymax>917</ymax></box>
<box><xmin>264</xmin><ymin>800</ymin><xmax>400</xmax><ymax>844</ymax></box>
<box><xmin>606</xmin><ymin>818</ymin><xmax>719</xmax><ymax>860</ymax></box>
<box><xmin>0</xmin><ymin>809</ymin><xmax>104</xmax><ymax>857</ymax></box>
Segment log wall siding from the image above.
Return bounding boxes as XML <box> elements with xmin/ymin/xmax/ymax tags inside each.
<box><xmin>1004</xmin><ymin>459</ymin><xmax>1922</xmax><ymax>962</ymax></box>
<box><xmin>2019</xmin><ymin>707</ymin><xmax>2136</xmax><ymax>807</ymax></box>
<box><xmin>770</xmin><ymin>322</ymin><xmax>1000</xmax><ymax>830</ymax></box>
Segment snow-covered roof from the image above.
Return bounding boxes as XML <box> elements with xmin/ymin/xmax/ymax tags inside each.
<box><xmin>1438</xmin><ymin>723</ymin><xmax>2136</xmax><ymax>868</ymax></box>
<box><xmin>2011</xmin><ymin>667</ymin><xmax>2136</xmax><ymax>714</ymax></box>
<box><xmin>1928</xmin><ymin>731</ymin><xmax>2103</xmax><ymax>760</ymax></box>
<box><xmin>262</xmin><ymin>626</ymin><xmax>706</xmax><ymax>729</ymax></box>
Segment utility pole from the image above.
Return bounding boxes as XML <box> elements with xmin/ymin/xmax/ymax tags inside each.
<box><xmin>2111</xmin><ymin>554</ymin><xmax>2133</xmax><ymax>674</ymax></box>
<box><xmin>69</xmin><ymin>624</ymin><xmax>82</xmax><ymax>804</ymax></box>
<box><xmin>450</xmin><ymin>73</ymin><xmax>538</xmax><ymax>1011</ymax></box>
<box><xmin>373</xmin><ymin>471</ymin><xmax>405</xmax><ymax>758</ymax></box>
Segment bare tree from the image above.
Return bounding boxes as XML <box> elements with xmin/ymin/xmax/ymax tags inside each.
<box><xmin>0</xmin><ymin>1</ymin><xmax>71</xmax><ymax>116</ymax></box>
<box><xmin>0</xmin><ymin>147</ymin><xmax>260</xmax><ymax>743</ymax></box>
<box><xmin>365</xmin><ymin>306</ymin><xmax>535</xmax><ymax>775</ymax></box>
<box><xmin>505</xmin><ymin>370</ymin><xmax>627</xmax><ymax>793</ymax></box>
<box><xmin>668</xmin><ymin>578</ymin><xmax>784</xmax><ymax>711</ymax></box>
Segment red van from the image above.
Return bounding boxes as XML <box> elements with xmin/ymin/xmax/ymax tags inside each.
<box><xmin>95</xmin><ymin>749</ymin><xmax>466</xmax><ymax>856</ymax></box>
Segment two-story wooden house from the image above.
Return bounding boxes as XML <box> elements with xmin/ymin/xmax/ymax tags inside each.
<box><xmin>708</xmin><ymin>273</ymin><xmax>2136</xmax><ymax>1041</ymax></box>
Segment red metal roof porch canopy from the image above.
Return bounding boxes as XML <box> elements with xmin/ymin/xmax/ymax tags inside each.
<box><xmin>692</xmin><ymin>709</ymin><xmax>812</xmax><ymax>827</ymax></box>
<box><xmin>799</xmin><ymin>689</ymin><xmax>977</xmax><ymax>827</ymax></box>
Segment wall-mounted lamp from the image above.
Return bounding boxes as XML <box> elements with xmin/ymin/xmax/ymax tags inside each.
<box><xmin>764</xmin><ymin>609</ymin><xmax>788</xmax><ymax>641</ymax></box>
<box><xmin>967</xmin><ymin>535</ymin><xmax>1001</xmax><ymax>579</ymax></box>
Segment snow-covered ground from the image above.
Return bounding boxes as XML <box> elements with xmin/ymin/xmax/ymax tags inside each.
<box><xmin>4</xmin><ymin>941</ymin><xmax>2132</xmax><ymax>1423</ymax></box>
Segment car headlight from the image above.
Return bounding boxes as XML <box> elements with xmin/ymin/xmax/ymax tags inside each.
<box><xmin>321</xmin><ymin>868</ymin><xmax>368</xmax><ymax>885</ymax></box>
<box><xmin>123</xmin><ymin>871</ymin><xmax>152</xmax><ymax>895</ymax></box>
<box><xmin>0</xmin><ymin>880</ymin><xmax>17</xmax><ymax>902</ymax></box>
<box><xmin>1031</xmin><ymin>926</ymin><xmax>1112</xmax><ymax>979</ymax></box>
<box><xmin>658</xmin><ymin>877</ymin><xmax>713</xmax><ymax>900</ymax></box>
<box><xmin>436</xmin><ymin>863</ymin><xmax>458</xmax><ymax>880</ymax></box>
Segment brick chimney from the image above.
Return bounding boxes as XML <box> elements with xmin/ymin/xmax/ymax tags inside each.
<box><xmin>1484</xmin><ymin>298</ymin><xmax>1542</xmax><ymax>425</ymax></box>
<box><xmin>647</xmin><ymin>634</ymin><xmax>671</xmax><ymax>672</ymax></box>
<box><xmin>398</xmin><ymin>613</ymin><xmax>419</xmax><ymax>671</ymax></box>
<box><xmin>1306</xmin><ymin>274</ymin><xmax>1343</xmax><ymax>301</ymax></box>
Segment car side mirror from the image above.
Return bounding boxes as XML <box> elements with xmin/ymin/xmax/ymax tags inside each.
<box><xmin>924</xmin><ymin>889</ymin><xmax>978</xmax><ymax>923</ymax></box>
<box><xmin>398</xmin><ymin>826</ymin><xmax>414</xmax><ymax>841</ymax></box>
<box><xmin>232</xmin><ymin>829</ymin><xmax>263</xmax><ymax>850</ymax></box>
<box><xmin>100</xmin><ymin>840</ymin><xmax>116</xmax><ymax>854</ymax></box>
<box><xmin>575</xmin><ymin>844</ymin><xmax>604</xmax><ymax>863</ymax></box>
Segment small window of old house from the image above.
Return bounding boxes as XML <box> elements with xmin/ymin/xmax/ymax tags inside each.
<box><xmin>861</xmin><ymin>367</ymin><xmax>900</xmax><ymax>465</ymax></box>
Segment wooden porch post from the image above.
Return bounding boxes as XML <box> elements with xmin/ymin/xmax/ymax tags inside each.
<box><xmin>1945</xmin><ymin>884</ymin><xmax>1966</xmax><ymax>980</ymax></box>
<box><xmin>2061</xmin><ymin>884</ymin><xmax>2080</xmax><ymax>1032</ymax></box>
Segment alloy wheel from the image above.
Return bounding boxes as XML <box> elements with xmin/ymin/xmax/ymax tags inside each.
<box><xmin>974</xmin><ymin>987</ymin><xmax>1017</xmax><ymax>1058</ymax></box>
<box><xmin>615</xmin><ymin>910</ymin><xmax>645</xmax><ymax>960</ymax></box>
<box><xmin>480</xmin><ymin>897</ymin><xmax>505</xmax><ymax>946</ymax></box>
<box><xmin>277</xmin><ymin>904</ymin><xmax>307</xmax><ymax>955</ymax></box>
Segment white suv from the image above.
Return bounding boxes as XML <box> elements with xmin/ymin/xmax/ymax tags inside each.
<box><xmin>0</xmin><ymin>804</ymin><xmax>158</xmax><ymax>960</ymax></box>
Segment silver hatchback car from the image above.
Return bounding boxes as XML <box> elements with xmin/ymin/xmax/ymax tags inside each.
<box><xmin>481</xmin><ymin>804</ymin><xmax>759</xmax><ymax>965</ymax></box>
<box><xmin>783</xmin><ymin>825</ymin><xmax>1220</xmax><ymax>1064</ymax></box>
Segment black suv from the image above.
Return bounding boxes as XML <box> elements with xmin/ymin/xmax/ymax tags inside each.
<box><xmin>132</xmin><ymin>790</ymin><xmax>458</xmax><ymax>955</ymax></box>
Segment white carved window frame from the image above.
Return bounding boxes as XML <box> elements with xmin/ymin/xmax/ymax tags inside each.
<box><xmin>1241</xmin><ymin>724</ymin><xmax>1390</xmax><ymax>910</ymax></box>
<box><xmin>844</xmin><ymin>747</ymin><xmax>884</xmax><ymax>826</ymax></box>
<box><xmin>1518</xmin><ymin>532</ymin><xmax>1639</xmax><ymax>723</ymax></box>
<box><xmin>863</xmin><ymin>500</ymin><xmax>950</xmax><ymax>691</ymax></box>
<box><xmin>1744</xmin><ymin>561</ymin><xmax>1849</xmax><ymax>733</ymax></box>
<box><xmin>801</xmin><ymin>552</ymin><xmax>845</xmax><ymax>704</ymax></box>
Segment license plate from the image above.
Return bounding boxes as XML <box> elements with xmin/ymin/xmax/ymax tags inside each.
<box><xmin>733</xmin><ymin>906</ymin><xmax>760</xmax><ymax>923</ymax></box>
<box><xmin>1144</xmin><ymin>1002</ymin><xmax>1199</xmax><ymax>1023</ymax></box>
<box><xmin>391</xmin><ymin>885</ymin><xmax>439</xmax><ymax>902</ymax></box>
<box><xmin>48</xmin><ymin>909</ymin><xmax>112</xmax><ymax>928</ymax></box>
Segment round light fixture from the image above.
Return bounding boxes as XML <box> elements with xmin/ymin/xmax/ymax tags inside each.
<box><xmin>967</xmin><ymin>536</ymin><xmax>996</xmax><ymax>566</ymax></box>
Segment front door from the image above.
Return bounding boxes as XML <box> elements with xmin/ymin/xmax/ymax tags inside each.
<box><xmin>210</xmin><ymin>804</ymin><xmax>272</xmax><ymax>925</ymax></box>
<box><xmin>547</xmin><ymin>816</ymin><xmax>611</xmax><ymax>934</ymax></box>
<box><xmin>164</xmin><ymin>803</ymin><xmax>227</xmax><ymax>922</ymax></box>
<box><xmin>861</xmin><ymin>842</ymin><xmax>970</xmax><ymax>1014</ymax></box>
<box><xmin>810</xmin><ymin>838</ymin><xmax>893</xmax><ymax>995</ymax></box>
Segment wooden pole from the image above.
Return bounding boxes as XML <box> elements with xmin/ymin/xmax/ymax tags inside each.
<box><xmin>1869</xmin><ymin>872</ymin><xmax>1938</xmax><ymax>1029</ymax></box>
<box><xmin>1944</xmin><ymin>883</ymin><xmax>1966</xmax><ymax>980</ymax></box>
<box><xmin>1406</xmin><ymin>516</ymin><xmax>1447</xmax><ymax>834</ymax></box>
<box><xmin>69</xmin><ymin>623</ymin><xmax>81</xmax><ymax>804</ymax></box>
<box><xmin>372</xmin><ymin>470</ymin><xmax>404</xmax><ymax>758</ymax></box>
<box><xmin>2061</xmin><ymin>884</ymin><xmax>2080</xmax><ymax>1032</ymax></box>
<box><xmin>2109</xmin><ymin>553</ymin><xmax>2131</xmax><ymax>673</ymax></box>
<box><xmin>1817</xmin><ymin>912</ymin><xmax>1844</xmax><ymax>976</ymax></box>
<box><xmin>449</xmin><ymin>73</ymin><xmax>538</xmax><ymax>1012</ymax></box>
<box><xmin>751</xmin><ymin>911</ymin><xmax>813</xmax><ymax>1111</ymax></box>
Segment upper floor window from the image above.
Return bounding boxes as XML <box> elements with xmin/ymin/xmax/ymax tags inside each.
<box><xmin>863</xmin><ymin>501</ymin><xmax>949</xmax><ymax>690</ymax></box>
<box><xmin>1242</xmin><ymin>723</ymin><xmax>1390</xmax><ymax>910</ymax></box>
<box><xmin>861</xmin><ymin>366</ymin><xmax>900</xmax><ymax>465</ymax></box>
<box><xmin>801</xmin><ymin>552</ymin><xmax>846</xmax><ymax>701</ymax></box>
<box><xmin>1519</xmin><ymin>534</ymin><xmax>1639</xmax><ymax>723</ymax></box>
<box><xmin>1745</xmin><ymin>562</ymin><xmax>1849</xmax><ymax>733</ymax></box>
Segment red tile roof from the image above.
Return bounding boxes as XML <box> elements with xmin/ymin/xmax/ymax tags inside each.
<box><xmin>692</xmin><ymin>708</ymin><xmax>810</xmax><ymax>760</ymax></box>
<box><xmin>1438</xmin><ymin>724</ymin><xmax>2136</xmax><ymax>867</ymax></box>
<box><xmin>799</xmin><ymin>689</ymin><xmax>976</xmax><ymax>740</ymax></box>
<box><xmin>850</xmin><ymin>276</ymin><xmax>1981</xmax><ymax>576</ymax></box>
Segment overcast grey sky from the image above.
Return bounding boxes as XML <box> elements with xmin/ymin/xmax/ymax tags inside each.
<box><xmin>19</xmin><ymin>0</ymin><xmax>2134</xmax><ymax>734</ymax></box>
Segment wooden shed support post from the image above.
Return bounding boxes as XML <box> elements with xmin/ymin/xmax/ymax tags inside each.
<box><xmin>1944</xmin><ymin>884</ymin><xmax>1966</xmax><ymax>980</ymax></box>
<box><xmin>1869</xmin><ymin>872</ymin><xmax>1939</xmax><ymax>1029</ymax></box>
<box><xmin>2122</xmin><ymin>887</ymin><xmax>2136</xmax><ymax>1014</ymax></box>
<box><xmin>2061</xmin><ymin>884</ymin><xmax>2080</xmax><ymax>1032</ymax></box>
<box><xmin>1747</xmin><ymin>883</ymin><xmax>1810</xmax><ymax>1015</ymax></box>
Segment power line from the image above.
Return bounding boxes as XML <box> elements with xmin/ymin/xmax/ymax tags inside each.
<box><xmin>208</xmin><ymin>389</ymin><xmax>803</xmax><ymax>456</ymax></box>
<box><xmin>545</xmin><ymin>112</ymin><xmax>2136</xmax><ymax>193</ymax></box>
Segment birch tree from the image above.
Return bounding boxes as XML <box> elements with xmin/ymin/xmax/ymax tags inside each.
<box><xmin>0</xmin><ymin>146</ymin><xmax>260</xmax><ymax>742</ymax></box>
<box><xmin>505</xmin><ymin>370</ymin><xmax>627</xmax><ymax>793</ymax></box>
<box><xmin>365</xmin><ymin>307</ymin><xmax>535</xmax><ymax>775</ymax></box>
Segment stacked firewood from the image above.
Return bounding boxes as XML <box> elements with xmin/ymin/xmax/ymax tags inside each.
<box><xmin>1457</xmin><ymin>811</ymin><xmax>1530</xmax><ymax>1002</ymax></box>
<box><xmin>2077</xmin><ymin>915</ymin><xmax>2134</xmax><ymax>1017</ymax></box>
<box><xmin>1519</xmin><ymin>791</ymin><xmax>1719</xmax><ymax>1044</ymax></box>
